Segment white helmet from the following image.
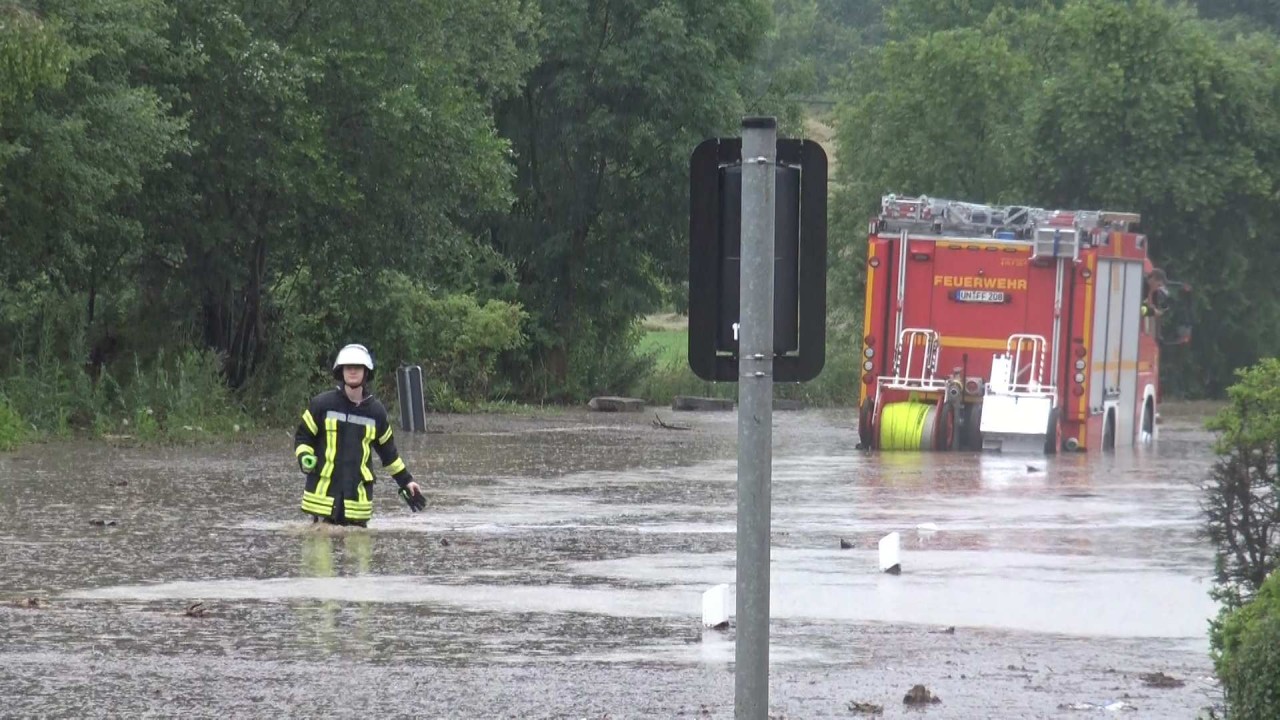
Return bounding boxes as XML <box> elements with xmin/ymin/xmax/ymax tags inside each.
<box><xmin>332</xmin><ymin>343</ymin><xmax>374</xmax><ymax>383</ymax></box>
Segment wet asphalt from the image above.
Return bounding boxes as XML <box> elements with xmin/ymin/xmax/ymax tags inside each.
<box><xmin>0</xmin><ymin>406</ymin><xmax>1222</xmax><ymax>718</ymax></box>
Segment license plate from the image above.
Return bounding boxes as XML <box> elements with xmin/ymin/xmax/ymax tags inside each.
<box><xmin>953</xmin><ymin>290</ymin><xmax>1007</xmax><ymax>304</ymax></box>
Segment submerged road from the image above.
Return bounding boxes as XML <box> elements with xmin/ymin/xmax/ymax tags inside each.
<box><xmin>0</xmin><ymin>407</ymin><xmax>1220</xmax><ymax>718</ymax></box>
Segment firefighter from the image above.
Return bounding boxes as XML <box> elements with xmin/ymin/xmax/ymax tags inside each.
<box><xmin>1142</xmin><ymin>269</ymin><xmax>1171</xmax><ymax>318</ymax></box>
<box><xmin>294</xmin><ymin>343</ymin><xmax>426</xmax><ymax>526</ymax></box>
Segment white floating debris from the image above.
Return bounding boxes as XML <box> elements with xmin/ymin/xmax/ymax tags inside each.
<box><xmin>916</xmin><ymin>523</ymin><xmax>939</xmax><ymax>533</ymax></box>
<box><xmin>879</xmin><ymin>532</ymin><xmax>901</xmax><ymax>574</ymax></box>
<box><xmin>702</xmin><ymin>583</ymin><xmax>731</xmax><ymax>628</ymax></box>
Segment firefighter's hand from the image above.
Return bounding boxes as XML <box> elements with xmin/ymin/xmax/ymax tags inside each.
<box><xmin>399</xmin><ymin>483</ymin><xmax>426</xmax><ymax>512</ymax></box>
<box><xmin>298</xmin><ymin>453</ymin><xmax>317</xmax><ymax>474</ymax></box>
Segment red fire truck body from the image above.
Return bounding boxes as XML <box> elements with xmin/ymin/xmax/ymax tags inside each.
<box><xmin>858</xmin><ymin>195</ymin><xmax>1173</xmax><ymax>453</ymax></box>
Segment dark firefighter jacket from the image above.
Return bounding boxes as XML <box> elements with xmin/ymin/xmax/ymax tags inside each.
<box><xmin>294</xmin><ymin>387</ymin><xmax>412</xmax><ymax>522</ymax></box>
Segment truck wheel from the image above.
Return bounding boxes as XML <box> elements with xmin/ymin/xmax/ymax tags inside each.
<box><xmin>858</xmin><ymin>399</ymin><xmax>874</xmax><ymax>450</ymax></box>
<box><xmin>1044</xmin><ymin>407</ymin><xmax>1059</xmax><ymax>455</ymax></box>
<box><xmin>934</xmin><ymin>400</ymin><xmax>959</xmax><ymax>451</ymax></box>
<box><xmin>960</xmin><ymin>403</ymin><xmax>983</xmax><ymax>451</ymax></box>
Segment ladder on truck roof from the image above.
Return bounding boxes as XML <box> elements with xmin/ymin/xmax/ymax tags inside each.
<box><xmin>877</xmin><ymin>194</ymin><xmax>1141</xmax><ymax>238</ymax></box>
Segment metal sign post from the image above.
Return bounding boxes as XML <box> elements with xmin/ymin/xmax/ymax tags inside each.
<box><xmin>395</xmin><ymin>365</ymin><xmax>427</xmax><ymax>432</ymax></box>
<box><xmin>735</xmin><ymin>116</ymin><xmax>776</xmax><ymax>719</ymax></box>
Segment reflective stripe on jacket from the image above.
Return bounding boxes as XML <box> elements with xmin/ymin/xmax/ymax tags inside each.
<box><xmin>294</xmin><ymin>387</ymin><xmax>412</xmax><ymax>522</ymax></box>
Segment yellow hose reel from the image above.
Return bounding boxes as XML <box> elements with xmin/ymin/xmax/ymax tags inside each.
<box><xmin>878</xmin><ymin>400</ymin><xmax>955</xmax><ymax>451</ymax></box>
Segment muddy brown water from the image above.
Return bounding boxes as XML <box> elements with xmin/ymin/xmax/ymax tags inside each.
<box><xmin>0</xmin><ymin>407</ymin><xmax>1221</xmax><ymax>718</ymax></box>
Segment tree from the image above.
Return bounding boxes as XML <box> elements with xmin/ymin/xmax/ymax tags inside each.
<box><xmin>140</xmin><ymin>0</ymin><xmax>536</xmax><ymax>386</ymax></box>
<box><xmin>492</xmin><ymin>0</ymin><xmax>770</xmax><ymax>399</ymax></box>
<box><xmin>750</xmin><ymin>0</ymin><xmax>819</xmax><ymax>107</ymax></box>
<box><xmin>0</xmin><ymin>0</ymin><xmax>185</xmax><ymax>326</ymax></box>
<box><xmin>1195</xmin><ymin>0</ymin><xmax>1280</xmax><ymax>32</ymax></box>
<box><xmin>0</xmin><ymin>4</ymin><xmax>70</xmax><ymax>126</ymax></box>
<box><xmin>754</xmin><ymin>0</ymin><xmax>868</xmax><ymax>99</ymax></box>
<box><xmin>1203</xmin><ymin>359</ymin><xmax>1280</xmax><ymax>602</ymax></box>
<box><xmin>883</xmin><ymin>0</ymin><xmax>1060</xmax><ymax>36</ymax></box>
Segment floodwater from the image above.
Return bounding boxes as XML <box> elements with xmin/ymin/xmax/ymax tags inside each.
<box><xmin>0</xmin><ymin>407</ymin><xmax>1222</xmax><ymax>718</ymax></box>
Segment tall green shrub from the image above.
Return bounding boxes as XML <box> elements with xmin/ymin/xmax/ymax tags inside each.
<box><xmin>1204</xmin><ymin>359</ymin><xmax>1280</xmax><ymax>716</ymax></box>
<box><xmin>1214</xmin><ymin>571</ymin><xmax>1280</xmax><ymax>718</ymax></box>
<box><xmin>269</xmin><ymin>269</ymin><xmax>527</xmax><ymax>413</ymax></box>
<box><xmin>0</xmin><ymin>395</ymin><xmax>26</xmax><ymax>451</ymax></box>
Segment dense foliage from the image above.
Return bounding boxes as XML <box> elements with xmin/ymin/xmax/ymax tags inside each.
<box><xmin>1203</xmin><ymin>359</ymin><xmax>1280</xmax><ymax>599</ymax></box>
<box><xmin>3</xmin><ymin>0</ymin><xmax>1280</xmax><ymax>444</ymax></box>
<box><xmin>1212</xmin><ymin>571</ymin><xmax>1280</xmax><ymax>718</ymax></box>
<box><xmin>1203</xmin><ymin>360</ymin><xmax>1280</xmax><ymax>715</ymax></box>
<box><xmin>0</xmin><ymin>0</ymin><xmax>774</xmax><ymax>437</ymax></box>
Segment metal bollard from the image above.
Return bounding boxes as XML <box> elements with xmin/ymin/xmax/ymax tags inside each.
<box><xmin>395</xmin><ymin>365</ymin><xmax>427</xmax><ymax>432</ymax></box>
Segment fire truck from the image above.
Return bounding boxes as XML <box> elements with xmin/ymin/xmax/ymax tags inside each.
<box><xmin>857</xmin><ymin>194</ymin><xmax>1190</xmax><ymax>453</ymax></box>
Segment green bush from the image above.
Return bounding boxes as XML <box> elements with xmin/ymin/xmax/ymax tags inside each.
<box><xmin>1225</xmin><ymin>613</ymin><xmax>1280</xmax><ymax>718</ymax></box>
<box><xmin>563</xmin><ymin>320</ymin><xmax>653</xmax><ymax>402</ymax></box>
<box><xmin>117</xmin><ymin>350</ymin><xmax>251</xmax><ymax>438</ymax></box>
<box><xmin>269</xmin><ymin>269</ymin><xmax>528</xmax><ymax>412</ymax></box>
<box><xmin>3</xmin><ymin>360</ymin><xmax>88</xmax><ymax>434</ymax></box>
<box><xmin>1</xmin><ymin>347</ymin><xmax>251</xmax><ymax>446</ymax></box>
<box><xmin>237</xmin><ymin>289</ymin><xmax>330</xmax><ymax>426</ymax></box>
<box><xmin>1214</xmin><ymin>571</ymin><xmax>1280</xmax><ymax>718</ymax></box>
<box><xmin>0</xmin><ymin>293</ymin><xmax>98</xmax><ymax>435</ymax></box>
<box><xmin>365</xmin><ymin>273</ymin><xmax>527</xmax><ymax>409</ymax></box>
<box><xmin>0</xmin><ymin>279</ymin><xmax>251</xmax><ymax>444</ymax></box>
<box><xmin>1204</xmin><ymin>360</ymin><xmax>1280</xmax><ymax>717</ymax></box>
<box><xmin>0</xmin><ymin>395</ymin><xmax>27</xmax><ymax>451</ymax></box>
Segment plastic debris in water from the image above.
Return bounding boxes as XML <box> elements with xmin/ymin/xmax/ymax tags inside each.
<box><xmin>701</xmin><ymin>583</ymin><xmax>731</xmax><ymax>629</ymax></box>
<box><xmin>879</xmin><ymin>532</ymin><xmax>901</xmax><ymax>574</ymax></box>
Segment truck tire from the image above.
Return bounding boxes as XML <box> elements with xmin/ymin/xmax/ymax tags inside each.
<box><xmin>1044</xmin><ymin>407</ymin><xmax>1059</xmax><ymax>454</ymax></box>
<box><xmin>935</xmin><ymin>400</ymin><xmax>959</xmax><ymax>451</ymax></box>
<box><xmin>960</xmin><ymin>403</ymin><xmax>983</xmax><ymax>451</ymax></box>
<box><xmin>858</xmin><ymin>399</ymin><xmax>874</xmax><ymax>450</ymax></box>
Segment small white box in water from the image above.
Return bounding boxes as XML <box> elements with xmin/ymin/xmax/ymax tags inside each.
<box><xmin>702</xmin><ymin>583</ymin><xmax>731</xmax><ymax>628</ymax></box>
<box><xmin>879</xmin><ymin>532</ymin><xmax>901</xmax><ymax>574</ymax></box>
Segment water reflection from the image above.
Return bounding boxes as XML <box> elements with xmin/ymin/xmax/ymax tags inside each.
<box><xmin>296</xmin><ymin>528</ymin><xmax>376</xmax><ymax>658</ymax></box>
